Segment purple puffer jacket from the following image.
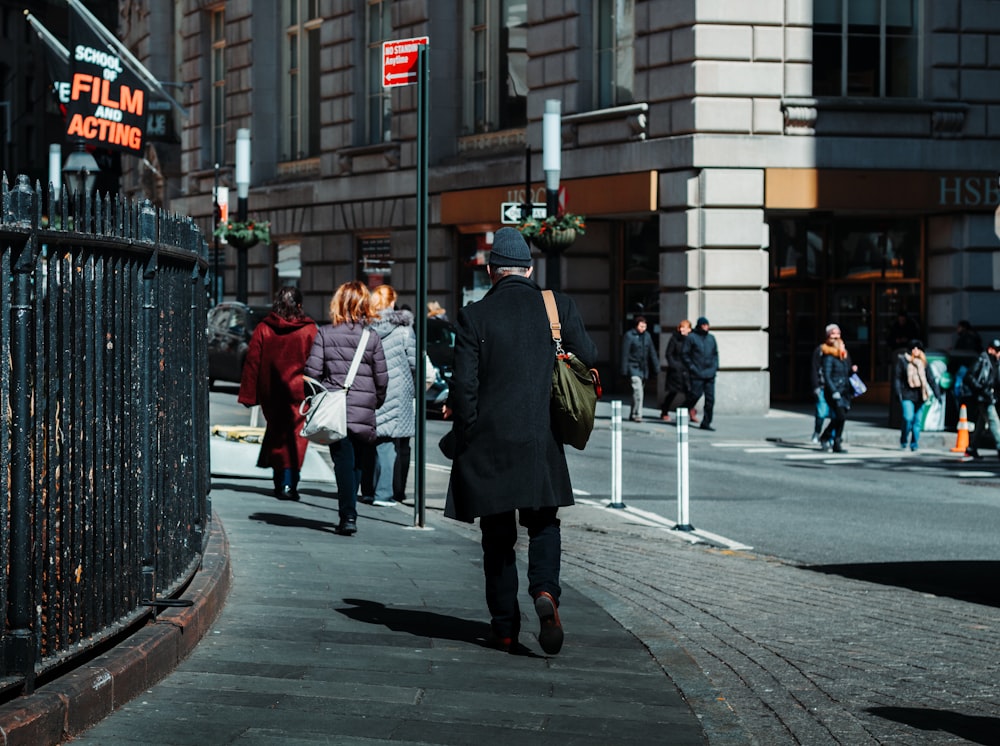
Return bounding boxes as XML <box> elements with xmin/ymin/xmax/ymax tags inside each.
<box><xmin>304</xmin><ymin>321</ymin><xmax>388</xmax><ymax>443</ymax></box>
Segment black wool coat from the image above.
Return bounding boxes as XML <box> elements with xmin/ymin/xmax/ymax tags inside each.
<box><xmin>445</xmin><ymin>275</ymin><xmax>598</xmax><ymax>523</ymax></box>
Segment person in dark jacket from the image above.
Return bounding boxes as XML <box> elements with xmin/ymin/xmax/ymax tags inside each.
<box><xmin>620</xmin><ymin>315</ymin><xmax>660</xmax><ymax>422</ymax></box>
<box><xmin>820</xmin><ymin>330</ymin><xmax>855</xmax><ymax>453</ymax></box>
<box><xmin>893</xmin><ymin>339</ymin><xmax>933</xmax><ymax>451</ymax></box>
<box><xmin>964</xmin><ymin>339</ymin><xmax>1000</xmax><ymax>460</ymax></box>
<box><xmin>809</xmin><ymin>324</ymin><xmax>838</xmax><ymax>444</ymax></box>
<box><xmin>683</xmin><ymin>317</ymin><xmax>719</xmax><ymax>431</ymax></box>
<box><xmin>660</xmin><ymin>319</ymin><xmax>692</xmax><ymax>422</ymax></box>
<box><xmin>445</xmin><ymin>227</ymin><xmax>597</xmax><ymax>656</ymax></box>
<box><xmin>238</xmin><ymin>286</ymin><xmax>317</xmax><ymax>501</ymax></box>
<box><xmin>304</xmin><ymin>281</ymin><xmax>388</xmax><ymax>536</ymax></box>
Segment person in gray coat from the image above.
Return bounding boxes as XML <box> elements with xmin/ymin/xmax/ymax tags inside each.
<box><xmin>620</xmin><ymin>315</ymin><xmax>660</xmax><ymax>422</ymax></box>
<box><xmin>305</xmin><ymin>281</ymin><xmax>388</xmax><ymax>536</ymax></box>
<box><xmin>445</xmin><ymin>227</ymin><xmax>597</xmax><ymax>656</ymax></box>
<box><xmin>361</xmin><ymin>284</ymin><xmax>416</xmax><ymax>507</ymax></box>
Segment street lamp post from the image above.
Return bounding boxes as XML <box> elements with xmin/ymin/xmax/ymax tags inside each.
<box><xmin>48</xmin><ymin>144</ymin><xmax>62</xmax><ymax>201</ymax></box>
<box><xmin>61</xmin><ymin>144</ymin><xmax>99</xmax><ymax>198</ymax></box>
<box><xmin>542</xmin><ymin>99</ymin><xmax>562</xmax><ymax>290</ymax></box>
<box><xmin>235</xmin><ymin>128</ymin><xmax>251</xmax><ymax>304</ymax></box>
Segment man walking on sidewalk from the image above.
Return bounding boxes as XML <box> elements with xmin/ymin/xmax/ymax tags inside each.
<box><xmin>444</xmin><ymin>227</ymin><xmax>598</xmax><ymax>655</ymax></box>
<box><xmin>684</xmin><ymin>317</ymin><xmax>719</xmax><ymax>431</ymax></box>
<box><xmin>620</xmin><ymin>315</ymin><xmax>660</xmax><ymax>422</ymax></box>
<box><xmin>964</xmin><ymin>338</ymin><xmax>1000</xmax><ymax>460</ymax></box>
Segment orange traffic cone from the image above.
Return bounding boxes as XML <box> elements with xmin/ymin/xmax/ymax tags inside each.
<box><xmin>951</xmin><ymin>404</ymin><xmax>970</xmax><ymax>453</ymax></box>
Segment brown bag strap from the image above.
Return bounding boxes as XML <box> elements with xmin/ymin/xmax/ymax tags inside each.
<box><xmin>542</xmin><ymin>289</ymin><xmax>561</xmax><ymax>344</ymax></box>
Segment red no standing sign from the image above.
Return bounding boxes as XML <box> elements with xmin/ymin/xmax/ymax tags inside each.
<box><xmin>382</xmin><ymin>37</ymin><xmax>429</xmax><ymax>88</ymax></box>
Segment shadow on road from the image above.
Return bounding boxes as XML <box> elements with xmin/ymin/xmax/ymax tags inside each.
<box><xmin>867</xmin><ymin>706</ymin><xmax>1000</xmax><ymax>746</ymax></box>
<box><xmin>804</xmin><ymin>561</ymin><xmax>1000</xmax><ymax>608</ymax></box>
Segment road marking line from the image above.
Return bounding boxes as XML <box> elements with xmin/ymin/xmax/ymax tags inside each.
<box><xmin>574</xmin><ymin>498</ymin><xmax>752</xmax><ymax>551</ymax></box>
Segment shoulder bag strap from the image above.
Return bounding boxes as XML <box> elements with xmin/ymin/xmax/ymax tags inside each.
<box><xmin>343</xmin><ymin>328</ymin><xmax>370</xmax><ymax>390</ymax></box>
<box><xmin>541</xmin><ymin>290</ymin><xmax>565</xmax><ymax>354</ymax></box>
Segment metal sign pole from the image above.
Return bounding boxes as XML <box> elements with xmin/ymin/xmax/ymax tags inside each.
<box><xmin>414</xmin><ymin>44</ymin><xmax>429</xmax><ymax>528</ymax></box>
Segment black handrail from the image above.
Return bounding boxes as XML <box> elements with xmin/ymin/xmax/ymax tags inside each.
<box><xmin>0</xmin><ymin>173</ymin><xmax>211</xmax><ymax>698</ymax></box>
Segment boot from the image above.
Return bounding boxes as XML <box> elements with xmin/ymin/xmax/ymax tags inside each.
<box><xmin>832</xmin><ymin>439</ymin><xmax>847</xmax><ymax>453</ymax></box>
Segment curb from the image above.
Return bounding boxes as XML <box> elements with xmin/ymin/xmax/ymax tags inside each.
<box><xmin>0</xmin><ymin>514</ymin><xmax>231</xmax><ymax>746</ymax></box>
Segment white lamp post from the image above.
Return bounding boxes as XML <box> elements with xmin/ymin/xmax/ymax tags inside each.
<box><xmin>235</xmin><ymin>128</ymin><xmax>251</xmax><ymax>303</ymax></box>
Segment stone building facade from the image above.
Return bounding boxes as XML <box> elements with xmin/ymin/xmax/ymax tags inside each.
<box><xmin>122</xmin><ymin>1</ymin><xmax>1000</xmax><ymax>413</ymax></box>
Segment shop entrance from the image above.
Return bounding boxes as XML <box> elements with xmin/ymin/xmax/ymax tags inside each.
<box><xmin>769</xmin><ymin>216</ymin><xmax>922</xmax><ymax>404</ymax></box>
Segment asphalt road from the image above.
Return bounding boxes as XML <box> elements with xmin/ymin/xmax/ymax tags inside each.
<box><xmin>212</xmin><ymin>387</ymin><xmax>1000</xmax><ymax>569</ymax></box>
<box><xmin>560</xmin><ymin>421</ymin><xmax>1000</xmax><ymax>567</ymax></box>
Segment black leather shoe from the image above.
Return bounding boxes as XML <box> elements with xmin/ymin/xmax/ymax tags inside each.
<box><xmin>534</xmin><ymin>592</ymin><xmax>563</xmax><ymax>655</ymax></box>
<box><xmin>337</xmin><ymin>518</ymin><xmax>357</xmax><ymax>536</ymax></box>
<box><xmin>279</xmin><ymin>485</ymin><xmax>300</xmax><ymax>501</ymax></box>
<box><xmin>700</xmin><ymin>424</ymin><xmax>715</xmax><ymax>431</ymax></box>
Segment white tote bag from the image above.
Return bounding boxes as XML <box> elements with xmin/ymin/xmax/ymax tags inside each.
<box><xmin>299</xmin><ymin>330</ymin><xmax>369</xmax><ymax>445</ymax></box>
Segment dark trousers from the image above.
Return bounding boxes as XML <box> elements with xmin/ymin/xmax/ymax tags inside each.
<box><xmin>687</xmin><ymin>377</ymin><xmax>715</xmax><ymax>425</ymax></box>
<box><xmin>393</xmin><ymin>437</ymin><xmax>411</xmax><ymax>501</ymax></box>
<box><xmin>479</xmin><ymin>507</ymin><xmax>561</xmax><ymax>638</ymax></box>
<box><xmin>822</xmin><ymin>401</ymin><xmax>848</xmax><ymax>446</ymax></box>
<box><xmin>329</xmin><ymin>436</ymin><xmax>361</xmax><ymax>522</ymax></box>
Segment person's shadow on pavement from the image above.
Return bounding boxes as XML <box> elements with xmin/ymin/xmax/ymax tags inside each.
<box><xmin>336</xmin><ymin>598</ymin><xmax>539</xmax><ymax>656</ymax></box>
<box><xmin>248</xmin><ymin>512</ymin><xmax>339</xmax><ymax>535</ymax></box>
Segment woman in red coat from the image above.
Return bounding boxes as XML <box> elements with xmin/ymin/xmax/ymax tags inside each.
<box><xmin>238</xmin><ymin>286</ymin><xmax>317</xmax><ymax>500</ymax></box>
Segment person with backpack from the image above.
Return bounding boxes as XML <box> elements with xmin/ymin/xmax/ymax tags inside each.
<box><xmin>964</xmin><ymin>339</ymin><xmax>1000</xmax><ymax>460</ymax></box>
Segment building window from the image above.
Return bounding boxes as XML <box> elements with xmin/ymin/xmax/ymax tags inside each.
<box><xmin>281</xmin><ymin>0</ymin><xmax>323</xmax><ymax>160</ymax></box>
<box><xmin>210</xmin><ymin>8</ymin><xmax>226</xmax><ymax>166</ymax></box>
<box><xmin>366</xmin><ymin>0</ymin><xmax>393</xmax><ymax>144</ymax></box>
<box><xmin>464</xmin><ymin>0</ymin><xmax>527</xmax><ymax>134</ymax></box>
<box><xmin>813</xmin><ymin>0</ymin><xmax>921</xmax><ymax>98</ymax></box>
<box><xmin>594</xmin><ymin>0</ymin><xmax>634</xmax><ymax>109</ymax></box>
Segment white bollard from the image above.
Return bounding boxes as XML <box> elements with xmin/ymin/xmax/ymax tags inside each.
<box><xmin>674</xmin><ymin>407</ymin><xmax>693</xmax><ymax>531</ymax></box>
<box><xmin>608</xmin><ymin>400</ymin><xmax>625</xmax><ymax>509</ymax></box>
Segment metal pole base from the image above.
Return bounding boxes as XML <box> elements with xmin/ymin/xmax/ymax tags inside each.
<box><xmin>673</xmin><ymin>524</ymin><xmax>695</xmax><ymax>532</ymax></box>
<box><xmin>607</xmin><ymin>501</ymin><xmax>627</xmax><ymax>510</ymax></box>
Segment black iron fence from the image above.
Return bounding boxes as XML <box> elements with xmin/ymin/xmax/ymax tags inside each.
<box><xmin>0</xmin><ymin>174</ymin><xmax>211</xmax><ymax>698</ymax></box>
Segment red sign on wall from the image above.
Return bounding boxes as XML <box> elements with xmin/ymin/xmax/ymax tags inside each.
<box><xmin>382</xmin><ymin>37</ymin><xmax>429</xmax><ymax>88</ymax></box>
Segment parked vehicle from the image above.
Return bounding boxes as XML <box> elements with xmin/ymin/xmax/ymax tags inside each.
<box><xmin>206</xmin><ymin>302</ymin><xmax>271</xmax><ymax>385</ymax></box>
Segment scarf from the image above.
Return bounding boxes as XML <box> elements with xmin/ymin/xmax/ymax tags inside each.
<box><xmin>905</xmin><ymin>352</ymin><xmax>930</xmax><ymax>401</ymax></box>
<box><xmin>821</xmin><ymin>340</ymin><xmax>847</xmax><ymax>359</ymax></box>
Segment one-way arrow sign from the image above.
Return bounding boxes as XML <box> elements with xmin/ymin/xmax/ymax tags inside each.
<box><xmin>501</xmin><ymin>202</ymin><xmax>546</xmax><ymax>224</ymax></box>
<box><xmin>382</xmin><ymin>37</ymin><xmax>429</xmax><ymax>88</ymax></box>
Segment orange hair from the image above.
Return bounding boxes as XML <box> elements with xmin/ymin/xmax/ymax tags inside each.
<box><xmin>370</xmin><ymin>284</ymin><xmax>397</xmax><ymax>314</ymax></box>
<box><xmin>329</xmin><ymin>281</ymin><xmax>372</xmax><ymax>325</ymax></box>
<box><xmin>678</xmin><ymin>319</ymin><xmax>692</xmax><ymax>332</ymax></box>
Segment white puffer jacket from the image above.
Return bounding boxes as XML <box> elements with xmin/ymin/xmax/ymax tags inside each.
<box><xmin>369</xmin><ymin>309</ymin><xmax>417</xmax><ymax>438</ymax></box>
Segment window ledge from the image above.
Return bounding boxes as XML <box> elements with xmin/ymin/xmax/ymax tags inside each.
<box><xmin>781</xmin><ymin>98</ymin><xmax>969</xmax><ymax>138</ymax></box>
<box><xmin>562</xmin><ymin>103</ymin><xmax>648</xmax><ymax>147</ymax></box>
<box><xmin>335</xmin><ymin>143</ymin><xmax>401</xmax><ymax>175</ymax></box>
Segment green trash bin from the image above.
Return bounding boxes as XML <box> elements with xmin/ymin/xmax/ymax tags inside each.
<box><xmin>920</xmin><ymin>350</ymin><xmax>951</xmax><ymax>432</ymax></box>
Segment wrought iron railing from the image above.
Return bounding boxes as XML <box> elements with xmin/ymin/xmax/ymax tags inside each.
<box><xmin>0</xmin><ymin>174</ymin><xmax>211</xmax><ymax>698</ymax></box>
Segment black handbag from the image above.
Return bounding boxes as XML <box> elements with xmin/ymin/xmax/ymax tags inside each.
<box><xmin>542</xmin><ymin>290</ymin><xmax>601</xmax><ymax>450</ymax></box>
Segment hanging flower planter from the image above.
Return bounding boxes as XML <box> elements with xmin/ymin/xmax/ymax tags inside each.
<box><xmin>214</xmin><ymin>219</ymin><xmax>270</xmax><ymax>250</ymax></box>
<box><xmin>531</xmin><ymin>227</ymin><xmax>578</xmax><ymax>251</ymax></box>
<box><xmin>517</xmin><ymin>212</ymin><xmax>586</xmax><ymax>252</ymax></box>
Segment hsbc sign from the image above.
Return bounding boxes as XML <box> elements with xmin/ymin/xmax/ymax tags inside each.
<box><xmin>382</xmin><ymin>37</ymin><xmax>429</xmax><ymax>88</ymax></box>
